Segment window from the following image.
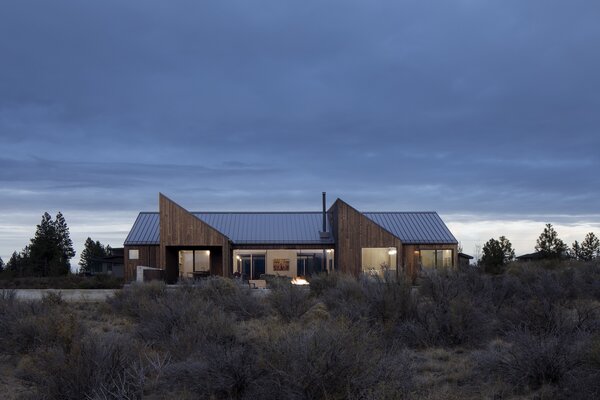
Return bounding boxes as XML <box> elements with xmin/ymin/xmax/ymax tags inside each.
<box><xmin>361</xmin><ymin>247</ymin><xmax>397</xmax><ymax>276</ymax></box>
<box><xmin>238</xmin><ymin>254</ymin><xmax>266</xmax><ymax>280</ymax></box>
<box><xmin>128</xmin><ymin>249</ymin><xmax>139</xmax><ymax>260</ymax></box>
<box><xmin>297</xmin><ymin>253</ymin><xmax>324</xmax><ymax>276</ymax></box>
<box><xmin>179</xmin><ymin>250</ymin><xmax>211</xmax><ymax>278</ymax></box>
<box><xmin>420</xmin><ymin>250</ymin><xmax>453</xmax><ymax>268</ymax></box>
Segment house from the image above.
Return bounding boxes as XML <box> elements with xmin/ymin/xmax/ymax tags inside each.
<box><xmin>123</xmin><ymin>193</ymin><xmax>459</xmax><ymax>282</ymax></box>
<box><xmin>88</xmin><ymin>248</ymin><xmax>125</xmax><ymax>278</ymax></box>
<box><xmin>458</xmin><ymin>252</ymin><xmax>474</xmax><ymax>268</ymax></box>
<box><xmin>516</xmin><ymin>251</ymin><xmax>546</xmax><ymax>262</ymax></box>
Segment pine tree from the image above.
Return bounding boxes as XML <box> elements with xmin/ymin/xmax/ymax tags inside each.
<box><xmin>0</xmin><ymin>256</ymin><xmax>4</xmax><ymax>272</ymax></box>
<box><xmin>54</xmin><ymin>211</ymin><xmax>75</xmax><ymax>275</ymax></box>
<box><xmin>580</xmin><ymin>232</ymin><xmax>600</xmax><ymax>261</ymax></box>
<box><xmin>480</xmin><ymin>236</ymin><xmax>515</xmax><ymax>274</ymax></box>
<box><xmin>571</xmin><ymin>240</ymin><xmax>582</xmax><ymax>260</ymax></box>
<box><xmin>79</xmin><ymin>237</ymin><xmax>108</xmax><ymax>273</ymax></box>
<box><xmin>535</xmin><ymin>224</ymin><xmax>567</xmax><ymax>259</ymax></box>
<box><xmin>6</xmin><ymin>250</ymin><xmax>28</xmax><ymax>276</ymax></box>
<box><xmin>28</xmin><ymin>212</ymin><xmax>60</xmax><ymax>276</ymax></box>
<box><xmin>6</xmin><ymin>251</ymin><xmax>20</xmax><ymax>274</ymax></box>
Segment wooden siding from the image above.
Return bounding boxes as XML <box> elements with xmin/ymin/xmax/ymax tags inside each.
<box><xmin>159</xmin><ymin>194</ymin><xmax>232</xmax><ymax>277</ymax></box>
<box><xmin>329</xmin><ymin>199</ymin><xmax>403</xmax><ymax>277</ymax></box>
<box><xmin>123</xmin><ymin>245</ymin><xmax>160</xmax><ymax>281</ymax></box>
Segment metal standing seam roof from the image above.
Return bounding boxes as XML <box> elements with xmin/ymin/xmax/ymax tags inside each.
<box><xmin>363</xmin><ymin>212</ymin><xmax>458</xmax><ymax>244</ymax></box>
<box><xmin>124</xmin><ymin>212</ymin><xmax>334</xmax><ymax>245</ymax></box>
<box><xmin>124</xmin><ymin>211</ymin><xmax>457</xmax><ymax>245</ymax></box>
<box><xmin>193</xmin><ymin>212</ymin><xmax>333</xmax><ymax>244</ymax></box>
<box><xmin>124</xmin><ymin>212</ymin><xmax>160</xmax><ymax>245</ymax></box>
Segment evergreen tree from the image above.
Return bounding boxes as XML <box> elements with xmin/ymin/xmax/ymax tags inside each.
<box><xmin>53</xmin><ymin>211</ymin><xmax>75</xmax><ymax>275</ymax></box>
<box><xmin>28</xmin><ymin>212</ymin><xmax>60</xmax><ymax>276</ymax></box>
<box><xmin>6</xmin><ymin>251</ymin><xmax>19</xmax><ymax>274</ymax></box>
<box><xmin>79</xmin><ymin>237</ymin><xmax>108</xmax><ymax>273</ymax></box>
<box><xmin>580</xmin><ymin>232</ymin><xmax>600</xmax><ymax>261</ymax></box>
<box><xmin>480</xmin><ymin>236</ymin><xmax>515</xmax><ymax>274</ymax></box>
<box><xmin>535</xmin><ymin>224</ymin><xmax>567</xmax><ymax>259</ymax></box>
<box><xmin>6</xmin><ymin>250</ymin><xmax>28</xmax><ymax>276</ymax></box>
<box><xmin>0</xmin><ymin>256</ymin><xmax>4</xmax><ymax>272</ymax></box>
<box><xmin>27</xmin><ymin>212</ymin><xmax>75</xmax><ymax>276</ymax></box>
<box><xmin>571</xmin><ymin>240</ymin><xmax>582</xmax><ymax>260</ymax></box>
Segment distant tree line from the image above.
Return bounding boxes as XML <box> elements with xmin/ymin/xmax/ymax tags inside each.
<box><xmin>479</xmin><ymin>223</ymin><xmax>600</xmax><ymax>273</ymax></box>
<box><xmin>78</xmin><ymin>237</ymin><xmax>112</xmax><ymax>274</ymax></box>
<box><xmin>4</xmin><ymin>212</ymin><xmax>75</xmax><ymax>277</ymax></box>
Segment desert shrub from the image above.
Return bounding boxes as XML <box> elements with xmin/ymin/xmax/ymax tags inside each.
<box><xmin>17</xmin><ymin>332</ymin><xmax>144</xmax><ymax>400</ymax></box>
<box><xmin>573</xmin><ymin>263</ymin><xmax>600</xmax><ymax>300</ymax></box>
<box><xmin>192</xmin><ymin>277</ymin><xmax>268</xmax><ymax>320</ymax></box>
<box><xmin>0</xmin><ymin>296</ymin><xmax>83</xmax><ymax>355</ymax></box>
<box><xmin>108</xmin><ymin>280</ymin><xmax>167</xmax><ymax>318</ymax></box>
<box><xmin>159</xmin><ymin>341</ymin><xmax>261</xmax><ymax>400</ymax></box>
<box><xmin>253</xmin><ymin>320</ymin><xmax>414</xmax><ymax>400</ymax></box>
<box><xmin>0</xmin><ymin>288</ymin><xmax>16</xmax><ymax>302</ymax></box>
<box><xmin>134</xmin><ymin>289</ymin><xmax>238</xmax><ymax>360</ymax></box>
<box><xmin>309</xmin><ymin>272</ymin><xmax>350</xmax><ymax>296</ymax></box>
<box><xmin>475</xmin><ymin>327</ymin><xmax>590</xmax><ymax>394</ymax></box>
<box><xmin>267</xmin><ymin>281</ymin><xmax>315</xmax><ymax>322</ymax></box>
<box><xmin>394</xmin><ymin>270</ymin><xmax>491</xmax><ymax>347</ymax></box>
<box><xmin>397</xmin><ymin>295</ymin><xmax>488</xmax><ymax>348</ymax></box>
<box><xmin>311</xmin><ymin>273</ymin><xmax>367</xmax><ymax>321</ymax></box>
<box><xmin>361</xmin><ymin>275</ymin><xmax>417</xmax><ymax>327</ymax></box>
<box><xmin>41</xmin><ymin>291</ymin><xmax>64</xmax><ymax>306</ymax></box>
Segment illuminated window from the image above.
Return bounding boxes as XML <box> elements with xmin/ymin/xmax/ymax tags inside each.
<box><xmin>361</xmin><ymin>247</ymin><xmax>397</xmax><ymax>276</ymax></box>
<box><xmin>420</xmin><ymin>250</ymin><xmax>453</xmax><ymax>268</ymax></box>
<box><xmin>128</xmin><ymin>249</ymin><xmax>139</xmax><ymax>260</ymax></box>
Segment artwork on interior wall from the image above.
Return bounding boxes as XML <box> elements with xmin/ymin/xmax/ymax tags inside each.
<box><xmin>273</xmin><ymin>258</ymin><xmax>290</xmax><ymax>271</ymax></box>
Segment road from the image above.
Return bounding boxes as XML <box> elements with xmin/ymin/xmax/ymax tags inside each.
<box><xmin>8</xmin><ymin>289</ymin><xmax>118</xmax><ymax>302</ymax></box>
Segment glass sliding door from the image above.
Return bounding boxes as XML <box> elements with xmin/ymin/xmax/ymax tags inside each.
<box><xmin>238</xmin><ymin>254</ymin><xmax>266</xmax><ymax>280</ymax></box>
<box><xmin>252</xmin><ymin>255</ymin><xmax>265</xmax><ymax>279</ymax></box>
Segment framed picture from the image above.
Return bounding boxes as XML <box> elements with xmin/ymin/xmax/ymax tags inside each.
<box><xmin>273</xmin><ymin>258</ymin><xmax>290</xmax><ymax>271</ymax></box>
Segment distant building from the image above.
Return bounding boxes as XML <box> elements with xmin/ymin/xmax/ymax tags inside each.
<box><xmin>516</xmin><ymin>251</ymin><xmax>546</xmax><ymax>262</ymax></box>
<box><xmin>516</xmin><ymin>250</ymin><xmax>569</xmax><ymax>262</ymax></box>
<box><xmin>123</xmin><ymin>193</ymin><xmax>459</xmax><ymax>283</ymax></box>
<box><xmin>458</xmin><ymin>252</ymin><xmax>474</xmax><ymax>268</ymax></box>
<box><xmin>89</xmin><ymin>248</ymin><xmax>124</xmax><ymax>278</ymax></box>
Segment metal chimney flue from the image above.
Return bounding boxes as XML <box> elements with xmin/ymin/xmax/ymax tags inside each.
<box><xmin>322</xmin><ymin>192</ymin><xmax>327</xmax><ymax>232</ymax></box>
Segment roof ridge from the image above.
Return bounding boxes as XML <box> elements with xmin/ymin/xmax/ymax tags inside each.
<box><xmin>363</xmin><ymin>211</ymin><xmax>438</xmax><ymax>214</ymax></box>
<box><xmin>191</xmin><ymin>211</ymin><xmax>323</xmax><ymax>214</ymax></box>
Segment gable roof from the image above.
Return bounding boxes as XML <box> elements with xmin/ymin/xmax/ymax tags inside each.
<box><xmin>124</xmin><ymin>212</ymin><xmax>332</xmax><ymax>245</ymax></box>
<box><xmin>364</xmin><ymin>212</ymin><xmax>457</xmax><ymax>244</ymax></box>
<box><xmin>125</xmin><ymin>210</ymin><xmax>456</xmax><ymax>246</ymax></box>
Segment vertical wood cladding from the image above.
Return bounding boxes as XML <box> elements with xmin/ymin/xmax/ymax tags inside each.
<box><xmin>123</xmin><ymin>245</ymin><xmax>159</xmax><ymax>281</ymax></box>
<box><xmin>159</xmin><ymin>194</ymin><xmax>232</xmax><ymax>276</ymax></box>
<box><xmin>330</xmin><ymin>199</ymin><xmax>403</xmax><ymax>277</ymax></box>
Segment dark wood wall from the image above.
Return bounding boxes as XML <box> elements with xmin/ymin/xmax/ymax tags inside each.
<box><xmin>329</xmin><ymin>199</ymin><xmax>403</xmax><ymax>277</ymax></box>
<box><xmin>159</xmin><ymin>194</ymin><xmax>232</xmax><ymax>277</ymax></box>
<box><xmin>123</xmin><ymin>245</ymin><xmax>160</xmax><ymax>281</ymax></box>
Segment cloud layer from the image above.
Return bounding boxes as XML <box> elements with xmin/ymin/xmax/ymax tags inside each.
<box><xmin>1</xmin><ymin>0</ymin><xmax>599</xmax><ymax>262</ymax></box>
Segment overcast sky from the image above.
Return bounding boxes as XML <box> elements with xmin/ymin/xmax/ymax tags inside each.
<box><xmin>1</xmin><ymin>0</ymin><xmax>599</xmax><ymax>265</ymax></box>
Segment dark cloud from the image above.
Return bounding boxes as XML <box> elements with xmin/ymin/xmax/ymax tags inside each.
<box><xmin>1</xmin><ymin>0</ymin><xmax>599</xmax><ymax>260</ymax></box>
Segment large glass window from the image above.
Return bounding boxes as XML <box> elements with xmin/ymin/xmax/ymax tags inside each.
<box><xmin>297</xmin><ymin>253</ymin><xmax>324</xmax><ymax>276</ymax></box>
<box><xmin>238</xmin><ymin>254</ymin><xmax>266</xmax><ymax>280</ymax></box>
<box><xmin>179</xmin><ymin>250</ymin><xmax>211</xmax><ymax>278</ymax></box>
<box><xmin>361</xmin><ymin>247</ymin><xmax>397</xmax><ymax>276</ymax></box>
<box><xmin>420</xmin><ymin>250</ymin><xmax>453</xmax><ymax>268</ymax></box>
